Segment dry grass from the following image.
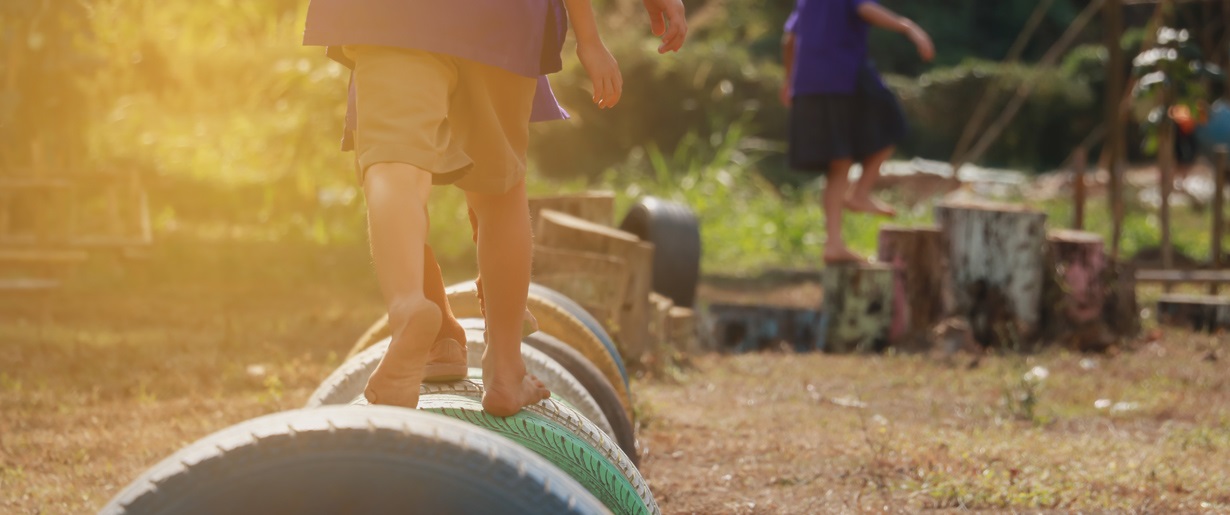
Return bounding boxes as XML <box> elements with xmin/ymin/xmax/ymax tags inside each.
<box><xmin>2</xmin><ymin>239</ymin><xmax>1229</xmax><ymax>514</ymax></box>
<box><xmin>637</xmin><ymin>341</ymin><xmax>1230</xmax><ymax>513</ymax></box>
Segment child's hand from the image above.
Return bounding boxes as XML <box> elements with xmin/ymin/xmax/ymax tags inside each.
<box><xmin>577</xmin><ymin>41</ymin><xmax>622</xmax><ymax>108</ymax></box>
<box><xmin>908</xmin><ymin>26</ymin><xmax>934</xmax><ymax>62</ymax></box>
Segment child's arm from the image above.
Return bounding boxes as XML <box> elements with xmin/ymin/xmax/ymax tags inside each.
<box><xmin>856</xmin><ymin>2</ymin><xmax>934</xmax><ymax>62</ymax></box>
<box><xmin>563</xmin><ymin>0</ymin><xmax>623</xmax><ymax>108</ymax></box>
<box><xmin>781</xmin><ymin>31</ymin><xmax>797</xmax><ymax>106</ymax></box>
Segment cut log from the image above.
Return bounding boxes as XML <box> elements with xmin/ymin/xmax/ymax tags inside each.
<box><xmin>1048</xmin><ymin>229</ymin><xmax>1106</xmax><ymax>326</ymax></box>
<box><xmin>535</xmin><ymin>209</ymin><xmax>654</xmax><ymax>361</ymax></box>
<box><xmin>1156</xmin><ymin>294</ymin><xmax>1230</xmax><ymax>332</ymax></box>
<box><xmin>876</xmin><ymin>226</ymin><xmax>950</xmax><ymax>350</ymax></box>
<box><xmin>935</xmin><ymin>201</ymin><xmax>1048</xmax><ymax>347</ymax></box>
<box><xmin>531</xmin><ymin>245</ymin><xmax>628</xmax><ymax>329</ymax></box>
<box><xmin>667</xmin><ymin>306</ymin><xmax>697</xmax><ymax>353</ymax></box>
<box><xmin>528</xmin><ymin>192</ymin><xmax>615</xmax><ymax>228</ymax></box>
<box><xmin>818</xmin><ymin>263</ymin><xmax>893</xmax><ymax>353</ymax></box>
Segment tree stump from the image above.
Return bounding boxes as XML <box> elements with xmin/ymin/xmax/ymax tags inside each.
<box><xmin>1048</xmin><ymin>229</ymin><xmax>1106</xmax><ymax>326</ymax></box>
<box><xmin>935</xmin><ymin>201</ymin><xmax>1048</xmax><ymax>347</ymax></box>
<box><xmin>528</xmin><ymin>191</ymin><xmax>615</xmax><ymax>227</ymax></box>
<box><xmin>876</xmin><ymin>226</ymin><xmax>951</xmax><ymax>350</ymax></box>
<box><xmin>818</xmin><ymin>263</ymin><xmax>893</xmax><ymax>353</ymax></box>
<box><xmin>668</xmin><ymin>306</ymin><xmax>697</xmax><ymax>353</ymax></box>
<box><xmin>1157</xmin><ymin>294</ymin><xmax>1230</xmax><ymax>332</ymax></box>
<box><xmin>535</xmin><ymin>209</ymin><xmax>654</xmax><ymax>360</ymax></box>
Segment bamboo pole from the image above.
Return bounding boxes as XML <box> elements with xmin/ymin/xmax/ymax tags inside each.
<box><xmin>954</xmin><ymin>0</ymin><xmax>1107</xmax><ymax>172</ymax></box>
<box><xmin>1160</xmin><ymin>88</ymin><xmax>1176</xmax><ymax>294</ymax></box>
<box><xmin>949</xmin><ymin>0</ymin><xmax>1056</xmax><ymax>170</ymax></box>
<box><xmin>1106</xmin><ymin>0</ymin><xmax>1127</xmax><ymax>258</ymax></box>
<box><xmin>1211</xmin><ymin>146</ymin><xmax>1227</xmax><ymax>294</ymax></box>
<box><xmin>1073</xmin><ymin>146</ymin><xmax>1088</xmax><ymax>229</ymax></box>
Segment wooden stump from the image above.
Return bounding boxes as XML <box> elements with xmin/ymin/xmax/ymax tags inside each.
<box><xmin>528</xmin><ymin>191</ymin><xmax>615</xmax><ymax>228</ymax></box>
<box><xmin>1157</xmin><ymin>294</ymin><xmax>1230</xmax><ymax>332</ymax></box>
<box><xmin>876</xmin><ymin>226</ymin><xmax>950</xmax><ymax>350</ymax></box>
<box><xmin>818</xmin><ymin>263</ymin><xmax>893</xmax><ymax>353</ymax></box>
<box><xmin>1048</xmin><ymin>230</ymin><xmax>1106</xmax><ymax>326</ymax></box>
<box><xmin>668</xmin><ymin>306</ymin><xmax>697</xmax><ymax>353</ymax></box>
<box><xmin>536</xmin><ymin>209</ymin><xmax>654</xmax><ymax>361</ymax></box>
<box><xmin>935</xmin><ymin>201</ymin><xmax>1048</xmax><ymax>347</ymax></box>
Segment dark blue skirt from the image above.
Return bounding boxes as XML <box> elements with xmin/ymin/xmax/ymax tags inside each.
<box><xmin>789</xmin><ymin>63</ymin><xmax>907</xmax><ymax>172</ymax></box>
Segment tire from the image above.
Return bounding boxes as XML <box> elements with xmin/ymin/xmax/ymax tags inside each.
<box><xmin>462</xmin><ymin>328</ymin><xmax>616</xmax><ymax>439</ymax></box>
<box><xmin>356</xmin><ymin>381</ymin><xmax>659</xmax><ymax>515</ymax></box>
<box><xmin>306</xmin><ymin>328</ymin><xmax>617</xmax><ymax>442</ymax></box>
<box><xmin>524</xmin><ymin>331</ymin><xmax>639</xmax><ymax>466</ymax></box>
<box><xmin>445</xmin><ymin>281</ymin><xmax>632</xmax><ymax>418</ymax></box>
<box><xmin>101</xmin><ymin>406</ymin><xmax>609</xmax><ymax>515</ymax></box>
<box><xmin>528</xmin><ymin>283</ymin><xmax>628</xmax><ymax>390</ymax></box>
<box><xmin>618</xmin><ymin>196</ymin><xmax>701</xmax><ymax>308</ymax></box>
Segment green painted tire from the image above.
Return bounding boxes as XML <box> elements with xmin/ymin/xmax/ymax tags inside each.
<box><xmin>101</xmin><ymin>406</ymin><xmax>609</xmax><ymax>515</ymax></box>
<box><xmin>354</xmin><ymin>380</ymin><xmax>658</xmax><ymax>515</ymax></box>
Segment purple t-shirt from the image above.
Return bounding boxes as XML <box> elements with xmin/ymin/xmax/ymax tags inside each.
<box><xmin>303</xmin><ymin>0</ymin><xmax>570</xmax><ymax>146</ymax></box>
<box><xmin>785</xmin><ymin>0</ymin><xmax>874</xmax><ymax>95</ymax></box>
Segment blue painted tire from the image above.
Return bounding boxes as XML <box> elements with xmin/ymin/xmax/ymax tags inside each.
<box><xmin>101</xmin><ymin>406</ymin><xmax>609</xmax><ymax>515</ymax></box>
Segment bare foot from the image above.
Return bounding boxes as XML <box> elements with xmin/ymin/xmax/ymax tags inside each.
<box><xmin>423</xmin><ymin>338</ymin><xmax>468</xmax><ymax>383</ymax></box>
<box><xmin>481</xmin><ymin>364</ymin><xmax>551</xmax><ymax>417</ymax></box>
<box><xmin>823</xmin><ymin>246</ymin><xmax>866</xmax><ymax>264</ymax></box>
<box><xmin>364</xmin><ymin>299</ymin><xmax>442</xmax><ymax>408</ymax></box>
<box><xmin>844</xmin><ymin>195</ymin><xmax>897</xmax><ymax>217</ymax></box>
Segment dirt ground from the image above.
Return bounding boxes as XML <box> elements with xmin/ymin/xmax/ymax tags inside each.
<box><xmin>2</xmin><ymin>245</ymin><xmax>1228</xmax><ymax>514</ymax></box>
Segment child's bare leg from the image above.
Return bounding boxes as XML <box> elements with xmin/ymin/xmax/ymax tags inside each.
<box><xmin>467</xmin><ymin>207</ymin><xmax>539</xmax><ymax>336</ymax></box>
<box><xmin>824</xmin><ymin>159</ymin><xmax>864</xmax><ymax>263</ymax></box>
<box><xmin>362</xmin><ymin>163</ymin><xmax>442</xmax><ymax>408</ymax></box>
<box><xmin>423</xmin><ymin>243</ymin><xmax>468</xmax><ymax>382</ymax></box>
<box><xmin>845</xmin><ymin>146</ymin><xmax>897</xmax><ymax>217</ymax></box>
<box><xmin>465</xmin><ymin>180</ymin><xmax>550</xmax><ymax>416</ymax></box>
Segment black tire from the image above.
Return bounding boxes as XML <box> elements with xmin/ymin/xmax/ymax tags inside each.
<box><xmin>529</xmin><ymin>283</ymin><xmax>629</xmax><ymax>390</ymax></box>
<box><xmin>101</xmin><ymin>406</ymin><xmax>609</xmax><ymax>515</ymax></box>
<box><xmin>618</xmin><ymin>196</ymin><xmax>701</xmax><ymax>308</ymax></box>
<box><xmin>524</xmin><ymin>332</ymin><xmax>639</xmax><ymax>466</ymax></box>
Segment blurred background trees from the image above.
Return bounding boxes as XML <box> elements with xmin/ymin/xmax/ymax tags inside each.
<box><xmin>3</xmin><ymin>0</ymin><xmax>1228</xmax><ymax>269</ymax></box>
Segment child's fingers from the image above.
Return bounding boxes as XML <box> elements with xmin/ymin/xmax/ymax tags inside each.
<box><xmin>604</xmin><ymin>77</ymin><xmax>621</xmax><ymax>107</ymax></box>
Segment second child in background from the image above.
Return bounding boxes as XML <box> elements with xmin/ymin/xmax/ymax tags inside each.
<box><xmin>782</xmin><ymin>0</ymin><xmax>933</xmax><ymax>263</ymax></box>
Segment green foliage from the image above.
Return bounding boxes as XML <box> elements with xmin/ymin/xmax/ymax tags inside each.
<box><xmin>888</xmin><ymin>60</ymin><xmax>1098</xmax><ymax>170</ymax></box>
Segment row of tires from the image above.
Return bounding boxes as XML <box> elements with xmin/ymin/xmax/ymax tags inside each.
<box><xmin>103</xmin><ymin>282</ymin><xmax>657</xmax><ymax>515</ymax></box>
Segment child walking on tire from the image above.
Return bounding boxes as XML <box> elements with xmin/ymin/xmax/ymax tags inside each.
<box><xmin>303</xmin><ymin>0</ymin><xmax>627</xmax><ymax>416</ymax></box>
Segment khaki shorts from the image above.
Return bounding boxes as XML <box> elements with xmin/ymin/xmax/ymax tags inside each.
<box><xmin>344</xmin><ymin>45</ymin><xmax>537</xmax><ymax>194</ymax></box>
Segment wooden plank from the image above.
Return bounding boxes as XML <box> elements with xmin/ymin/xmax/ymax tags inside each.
<box><xmin>0</xmin><ymin>178</ymin><xmax>76</xmax><ymax>190</ymax></box>
<box><xmin>0</xmin><ymin>248</ymin><xmax>89</xmax><ymax>263</ymax></box>
<box><xmin>1156</xmin><ymin>294</ymin><xmax>1230</xmax><ymax>332</ymax></box>
<box><xmin>0</xmin><ymin>278</ymin><xmax>60</xmax><ymax>292</ymax></box>
<box><xmin>532</xmin><ymin>245</ymin><xmax>628</xmax><ymax>329</ymax></box>
<box><xmin>528</xmin><ymin>191</ymin><xmax>616</xmax><ymax>227</ymax></box>
<box><xmin>667</xmin><ymin>306</ymin><xmax>697</xmax><ymax>353</ymax></box>
<box><xmin>536</xmin><ymin>209</ymin><xmax>654</xmax><ymax>360</ymax></box>
<box><xmin>1136</xmin><ymin>269</ymin><xmax>1230</xmax><ymax>283</ymax></box>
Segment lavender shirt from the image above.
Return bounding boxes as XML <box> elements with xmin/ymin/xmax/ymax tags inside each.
<box><xmin>303</xmin><ymin>0</ymin><xmax>570</xmax><ymax>149</ymax></box>
<box><xmin>785</xmin><ymin>0</ymin><xmax>875</xmax><ymax>95</ymax></box>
